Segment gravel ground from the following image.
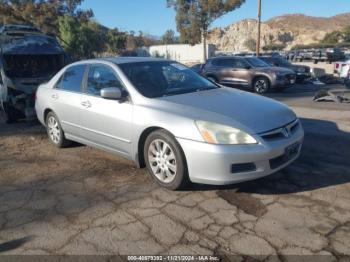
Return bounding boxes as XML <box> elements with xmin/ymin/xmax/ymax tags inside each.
<box><xmin>0</xmin><ymin>84</ymin><xmax>349</xmax><ymax>260</ymax></box>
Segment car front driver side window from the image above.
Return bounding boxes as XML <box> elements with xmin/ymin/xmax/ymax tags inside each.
<box><xmin>87</xmin><ymin>64</ymin><xmax>124</xmax><ymax>96</ymax></box>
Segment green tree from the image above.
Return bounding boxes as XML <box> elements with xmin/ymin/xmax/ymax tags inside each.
<box><xmin>126</xmin><ymin>31</ymin><xmax>138</xmax><ymax>50</ymax></box>
<box><xmin>343</xmin><ymin>26</ymin><xmax>350</xmax><ymax>43</ymax></box>
<box><xmin>0</xmin><ymin>0</ymin><xmax>92</xmax><ymax>35</ymax></box>
<box><xmin>58</xmin><ymin>16</ymin><xmax>105</xmax><ymax>58</ymax></box>
<box><xmin>58</xmin><ymin>15</ymin><xmax>81</xmax><ymax>55</ymax></box>
<box><xmin>161</xmin><ymin>29</ymin><xmax>176</xmax><ymax>44</ymax></box>
<box><xmin>321</xmin><ymin>31</ymin><xmax>343</xmax><ymax>44</ymax></box>
<box><xmin>106</xmin><ymin>28</ymin><xmax>127</xmax><ymax>54</ymax></box>
<box><xmin>167</xmin><ymin>0</ymin><xmax>245</xmax><ymax>61</ymax></box>
<box><xmin>244</xmin><ymin>38</ymin><xmax>257</xmax><ymax>52</ymax></box>
<box><xmin>278</xmin><ymin>32</ymin><xmax>293</xmax><ymax>45</ymax></box>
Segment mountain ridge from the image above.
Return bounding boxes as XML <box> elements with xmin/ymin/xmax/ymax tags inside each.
<box><xmin>208</xmin><ymin>12</ymin><xmax>350</xmax><ymax>51</ymax></box>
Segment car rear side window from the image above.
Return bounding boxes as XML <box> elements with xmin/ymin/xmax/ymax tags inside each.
<box><xmin>212</xmin><ymin>59</ymin><xmax>232</xmax><ymax>67</ymax></box>
<box><xmin>56</xmin><ymin>64</ymin><xmax>86</xmax><ymax>93</ymax></box>
<box><xmin>212</xmin><ymin>58</ymin><xmax>248</xmax><ymax>68</ymax></box>
<box><xmin>86</xmin><ymin>64</ymin><xmax>124</xmax><ymax>96</ymax></box>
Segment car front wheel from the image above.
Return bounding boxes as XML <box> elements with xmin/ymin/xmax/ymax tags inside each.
<box><xmin>253</xmin><ymin>77</ymin><xmax>270</xmax><ymax>94</ymax></box>
<box><xmin>46</xmin><ymin>112</ymin><xmax>71</xmax><ymax>148</ymax></box>
<box><xmin>144</xmin><ymin>130</ymin><xmax>189</xmax><ymax>190</ymax></box>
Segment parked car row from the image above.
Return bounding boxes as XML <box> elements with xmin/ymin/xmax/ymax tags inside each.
<box><xmin>35</xmin><ymin>57</ymin><xmax>304</xmax><ymax>190</ymax></box>
<box><xmin>286</xmin><ymin>48</ymin><xmax>345</xmax><ymax>64</ymax></box>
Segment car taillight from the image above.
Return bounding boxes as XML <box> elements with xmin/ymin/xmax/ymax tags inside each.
<box><xmin>335</xmin><ymin>63</ymin><xmax>340</xmax><ymax>69</ymax></box>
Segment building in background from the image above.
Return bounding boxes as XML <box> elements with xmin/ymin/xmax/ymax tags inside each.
<box><xmin>149</xmin><ymin>44</ymin><xmax>216</xmax><ymax>64</ymax></box>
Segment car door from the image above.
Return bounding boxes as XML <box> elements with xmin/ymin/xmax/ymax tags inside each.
<box><xmin>50</xmin><ymin>64</ymin><xmax>87</xmax><ymax>137</ymax></box>
<box><xmin>79</xmin><ymin>63</ymin><xmax>133</xmax><ymax>157</ymax></box>
<box><xmin>221</xmin><ymin>58</ymin><xmax>250</xmax><ymax>86</ymax></box>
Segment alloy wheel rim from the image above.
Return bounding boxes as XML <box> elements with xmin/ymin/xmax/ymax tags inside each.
<box><xmin>255</xmin><ymin>80</ymin><xmax>267</xmax><ymax>93</ymax></box>
<box><xmin>148</xmin><ymin>139</ymin><xmax>177</xmax><ymax>183</ymax></box>
<box><xmin>47</xmin><ymin>116</ymin><xmax>61</xmax><ymax>144</ymax></box>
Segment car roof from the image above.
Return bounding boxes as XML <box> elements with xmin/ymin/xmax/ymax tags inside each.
<box><xmin>96</xmin><ymin>57</ymin><xmax>172</xmax><ymax>64</ymax></box>
<box><xmin>210</xmin><ymin>56</ymin><xmax>246</xmax><ymax>60</ymax></box>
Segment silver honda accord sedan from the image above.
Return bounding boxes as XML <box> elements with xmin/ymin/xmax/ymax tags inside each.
<box><xmin>35</xmin><ymin>57</ymin><xmax>304</xmax><ymax>190</ymax></box>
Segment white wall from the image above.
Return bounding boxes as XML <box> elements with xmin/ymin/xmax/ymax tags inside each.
<box><xmin>149</xmin><ymin>44</ymin><xmax>215</xmax><ymax>64</ymax></box>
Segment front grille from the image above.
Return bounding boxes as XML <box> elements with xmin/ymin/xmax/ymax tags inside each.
<box><xmin>285</xmin><ymin>74</ymin><xmax>296</xmax><ymax>81</ymax></box>
<box><xmin>260</xmin><ymin>120</ymin><xmax>299</xmax><ymax>141</ymax></box>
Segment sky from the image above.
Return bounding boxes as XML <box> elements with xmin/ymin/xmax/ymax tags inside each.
<box><xmin>80</xmin><ymin>0</ymin><xmax>350</xmax><ymax>36</ymax></box>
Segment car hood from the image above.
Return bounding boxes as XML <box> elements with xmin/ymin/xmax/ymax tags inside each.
<box><xmin>157</xmin><ymin>87</ymin><xmax>297</xmax><ymax>134</ymax></box>
<box><xmin>291</xmin><ymin>64</ymin><xmax>310</xmax><ymax>72</ymax></box>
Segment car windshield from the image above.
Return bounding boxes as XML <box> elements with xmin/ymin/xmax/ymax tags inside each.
<box><xmin>245</xmin><ymin>57</ymin><xmax>270</xmax><ymax>68</ymax></box>
<box><xmin>118</xmin><ymin>61</ymin><xmax>218</xmax><ymax>98</ymax></box>
<box><xmin>274</xmin><ymin>57</ymin><xmax>292</xmax><ymax>67</ymax></box>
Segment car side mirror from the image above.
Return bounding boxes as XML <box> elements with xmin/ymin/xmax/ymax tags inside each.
<box><xmin>100</xmin><ymin>87</ymin><xmax>122</xmax><ymax>100</ymax></box>
<box><xmin>245</xmin><ymin>65</ymin><xmax>252</xmax><ymax>70</ymax></box>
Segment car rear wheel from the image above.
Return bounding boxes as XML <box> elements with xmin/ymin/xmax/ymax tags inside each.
<box><xmin>46</xmin><ymin>112</ymin><xmax>71</xmax><ymax>148</ymax></box>
<box><xmin>253</xmin><ymin>77</ymin><xmax>270</xmax><ymax>94</ymax></box>
<box><xmin>144</xmin><ymin>130</ymin><xmax>189</xmax><ymax>190</ymax></box>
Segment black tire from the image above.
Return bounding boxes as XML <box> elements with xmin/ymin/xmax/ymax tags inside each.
<box><xmin>144</xmin><ymin>129</ymin><xmax>189</xmax><ymax>191</ymax></box>
<box><xmin>3</xmin><ymin>102</ymin><xmax>19</xmax><ymax>124</ymax></box>
<box><xmin>45</xmin><ymin>112</ymin><xmax>71</xmax><ymax>148</ymax></box>
<box><xmin>253</xmin><ymin>77</ymin><xmax>270</xmax><ymax>94</ymax></box>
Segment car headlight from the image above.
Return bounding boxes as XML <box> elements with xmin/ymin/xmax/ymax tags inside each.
<box><xmin>195</xmin><ymin>121</ymin><xmax>258</xmax><ymax>145</ymax></box>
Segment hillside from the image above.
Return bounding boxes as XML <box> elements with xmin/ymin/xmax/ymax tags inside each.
<box><xmin>208</xmin><ymin>13</ymin><xmax>350</xmax><ymax>51</ymax></box>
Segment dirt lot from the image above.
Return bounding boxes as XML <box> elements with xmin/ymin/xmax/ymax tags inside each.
<box><xmin>0</xmin><ymin>84</ymin><xmax>349</xmax><ymax>260</ymax></box>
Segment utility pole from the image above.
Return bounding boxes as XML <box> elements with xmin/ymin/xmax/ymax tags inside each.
<box><xmin>256</xmin><ymin>0</ymin><xmax>262</xmax><ymax>56</ymax></box>
<box><xmin>202</xmin><ymin>29</ymin><xmax>207</xmax><ymax>63</ymax></box>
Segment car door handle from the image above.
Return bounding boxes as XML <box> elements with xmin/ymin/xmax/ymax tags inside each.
<box><xmin>51</xmin><ymin>94</ymin><xmax>59</xmax><ymax>100</ymax></box>
<box><xmin>81</xmin><ymin>101</ymin><xmax>92</xmax><ymax>108</ymax></box>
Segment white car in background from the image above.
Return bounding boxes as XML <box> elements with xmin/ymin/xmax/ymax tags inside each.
<box><xmin>334</xmin><ymin>55</ymin><xmax>350</xmax><ymax>78</ymax></box>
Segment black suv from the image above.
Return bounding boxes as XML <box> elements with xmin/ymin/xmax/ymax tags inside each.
<box><xmin>259</xmin><ymin>56</ymin><xmax>311</xmax><ymax>83</ymax></box>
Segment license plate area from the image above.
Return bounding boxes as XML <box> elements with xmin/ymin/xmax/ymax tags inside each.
<box><xmin>269</xmin><ymin>142</ymin><xmax>301</xmax><ymax>170</ymax></box>
<box><xmin>285</xmin><ymin>142</ymin><xmax>300</xmax><ymax>159</ymax></box>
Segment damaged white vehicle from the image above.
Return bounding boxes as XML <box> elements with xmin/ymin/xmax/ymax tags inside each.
<box><xmin>0</xmin><ymin>25</ymin><xmax>67</xmax><ymax>123</ymax></box>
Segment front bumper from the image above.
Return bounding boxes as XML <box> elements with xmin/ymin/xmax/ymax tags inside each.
<box><xmin>272</xmin><ymin>74</ymin><xmax>297</xmax><ymax>88</ymax></box>
<box><xmin>177</xmin><ymin>127</ymin><xmax>304</xmax><ymax>185</ymax></box>
<box><xmin>296</xmin><ymin>73</ymin><xmax>311</xmax><ymax>83</ymax></box>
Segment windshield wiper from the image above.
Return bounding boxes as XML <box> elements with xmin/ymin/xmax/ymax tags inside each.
<box><xmin>163</xmin><ymin>86</ymin><xmax>217</xmax><ymax>97</ymax></box>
